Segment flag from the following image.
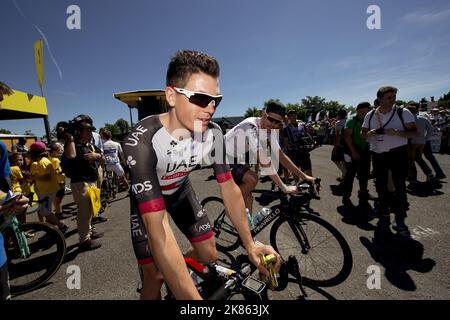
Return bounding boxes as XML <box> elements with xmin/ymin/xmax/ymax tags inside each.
<box><xmin>315</xmin><ymin>111</ymin><xmax>321</xmax><ymax>121</ymax></box>
<box><xmin>34</xmin><ymin>39</ymin><xmax>44</xmax><ymax>94</ymax></box>
<box><xmin>307</xmin><ymin>114</ymin><xmax>312</xmax><ymax>123</ymax></box>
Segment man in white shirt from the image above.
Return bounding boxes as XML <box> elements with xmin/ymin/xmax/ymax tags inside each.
<box><xmin>362</xmin><ymin>86</ymin><xmax>417</xmax><ymax>237</ymax></box>
<box><xmin>224</xmin><ymin>102</ymin><xmax>315</xmax><ymax>216</ymax></box>
<box><xmin>101</xmin><ymin>129</ymin><xmax>130</xmax><ymax>192</ymax></box>
<box><xmin>405</xmin><ymin>103</ymin><xmax>434</xmax><ymax>183</ymax></box>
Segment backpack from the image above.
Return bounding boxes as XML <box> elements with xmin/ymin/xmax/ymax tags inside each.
<box><xmin>367</xmin><ymin>107</ymin><xmax>407</xmax><ymax>131</ymax></box>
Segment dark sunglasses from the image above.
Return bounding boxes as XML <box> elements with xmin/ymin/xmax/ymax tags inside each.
<box><xmin>265</xmin><ymin>111</ymin><xmax>283</xmax><ymax>125</ymax></box>
<box><xmin>171</xmin><ymin>86</ymin><xmax>223</xmax><ymax>109</ymax></box>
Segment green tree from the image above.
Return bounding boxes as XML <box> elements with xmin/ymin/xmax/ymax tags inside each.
<box><xmin>244</xmin><ymin>107</ymin><xmax>261</xmax><ymax>118</ymax></box>
<box><xmin>322</xmin><ymin>100</ymin><xmax>346</xmax><ymax>118</ymax></box>
<box><xmin>0</xmin><ymin>129</ymin><xmax>12</xmax><ymax>134</ymax></box>
<box><xmin>395</xmin><ymin>100</ymin><xmax>407</xmax><ymax>106</ymax></box>
<box><xmin>24</xmin><ymin>130</ymin><xmax>35</xmax><ymax>136</ymax></box>
<box><xmin>104</xmin><ymin>123</ymin><xmax>121</xmax><ymax>137</ymax></box>
<box><xmin>285</xmin><ymin>103</ymin><xmax>308</xmax><ymax>121</ymax></box>
<box><xmin>438</xmin><ymin>91</ymin><xmax>450</xmax><ymax>109</ymax></box>
<box><xmin>301</xmin><ymin>96</ymin><xmax>326</xmax><ymax>115</ymax></box>
<box><xmin>115</xmin><ymin>118</ymin><xmax>130</xmax><ymax>135</ymax></box>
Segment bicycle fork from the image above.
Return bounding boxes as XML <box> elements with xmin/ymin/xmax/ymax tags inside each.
<box><xmin>10</xmin><ymin>217</ymin><xmax>30</xmax><ymax>258</ymax></box>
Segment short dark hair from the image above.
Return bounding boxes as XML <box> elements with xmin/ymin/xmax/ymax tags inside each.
<box><xmin>101</xmin><ymin>129</ymin><xmax>112</xmax><ymax>140</ymax></box>
<box><xmin>377</xmin><ymin>86</ymin><xmax>398</xmax><ymax>99</ymax></box>
<box><xmin>337</xmin><ymin>109</ymin><xmax>347</xmax><ymax>118</ymax></box>
<box><xmin>374</xmin><ymin>99</ymin><xmax>380</xmax><ymax>107</ymax></box>
<box><xmin>356</xmin><ymin>102</ymin><xmax>371</xmax><ymax>110</ymax></box>
<box><xmin>166</xmin><ymin>50</ymin><xmax>220</xmax><ymax>87</ymax></box>
<box><xmin>265</xmin><ymin>101</ymin><xmax>286</xmax><ymax>117</ymax></box>
<box><xmin>287</xmin><ymin>110</ymin><xmax>297</xmax><ymax>117</ymax></box>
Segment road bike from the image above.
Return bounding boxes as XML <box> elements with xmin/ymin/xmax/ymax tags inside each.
<box><xmin>0</xmin><ymin>196</ymin><xmax>67</xmax><ymax>295</ymax></box>
<box><xmin>201</xmin><ymin>179</ymin><xmax>353</xmax><ymax>287</ymax></box>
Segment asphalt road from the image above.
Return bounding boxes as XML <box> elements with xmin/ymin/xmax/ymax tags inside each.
<box><xmin>14</xmin><ymin>145</ymin><xmax>450</xmax><ymax>300</ymax></box>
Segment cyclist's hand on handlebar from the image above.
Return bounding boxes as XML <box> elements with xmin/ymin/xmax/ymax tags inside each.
<box><xmin>280</xmin><ymin>184</ymin><xmax>298</xmax><ymax>194</ymax></box>
<box><xmin>1</xmin><ymin>194</ymin><xmax>29</xmax><ymax>215</ymax></box>
<box><xmin>304</xmin><ymin>175</ymin><xmax>315</xmax><ymax>184</ymax></box>
<box><xmin>247</xmin><ymin>244</ymin><xmax>281</xmax><ymax>276</ymax></box>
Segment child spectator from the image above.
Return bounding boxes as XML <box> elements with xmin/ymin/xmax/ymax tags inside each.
<box><xmin>49</xmin><ymin>143</ymin><xmax>70</xmax><ymax>219</ymax></box>
<box><xmin>29</xmin><ymin>142</ymin><xmax>68</xmax><ymax>233</ymax></box>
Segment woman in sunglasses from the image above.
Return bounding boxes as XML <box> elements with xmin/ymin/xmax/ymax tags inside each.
<box><xmin>124</xmin><ymin>50</ymin><xmax>281</xmax><ymax>300</ymax></box>
<box><xmin>224</xmin><ymin>101</ymin><xmax>316</xmax><ymax>217</ymax></box>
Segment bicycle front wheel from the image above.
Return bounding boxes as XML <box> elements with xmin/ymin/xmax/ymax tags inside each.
<box><xmin>200</xmin><ymin>197</ymin><xmax>240</xmax><ymax>251</ymax></box>
<box><xmin>270</xmin><ymin>213</ymin><xmax>352</xmax><ymax>287</ymax></box>
<box><xmin>3</xmin><ymin>222</ymin><xmax>67</xmax><ymax>295</ymax></box>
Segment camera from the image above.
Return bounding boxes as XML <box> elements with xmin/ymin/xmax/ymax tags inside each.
<box><xmin>374</xmin><ymin>128</ymin><xmax>384</xmax><ymax>135</ymax></box>
<box><xmin>56</xmin><ymin>121</ymin><xmax>77</xmax><ymax>141</ymax></box>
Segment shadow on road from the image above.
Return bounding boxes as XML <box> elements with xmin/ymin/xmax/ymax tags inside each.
<box><xmin>360</xmin><ymin>221</ymin><xmax>436</xmax><ymax>291</ymax></box>
<box><xmin>406</xmin><ymin>181</ymin><xmax>444</xmax><ymax>197</ymax></box>
<box><xmin>336</xmin><ymin>204</ymin><xmax>376</xmax><ymax>232</ymax></box>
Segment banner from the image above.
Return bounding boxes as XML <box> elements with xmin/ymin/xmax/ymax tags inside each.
<box><xmin>430</xmin><ymin>131</ymin><xmax>442</xmax><ymax>153</ymax></box>
<box><xmin>34</xmin><ymin>39</ymin><xmax>44</xmax><ymax>94</ymax></box>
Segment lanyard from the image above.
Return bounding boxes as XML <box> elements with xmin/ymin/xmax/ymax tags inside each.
<box><xmin>375</xmin><ymin>107</ymin><xmax>397</xmax><ymax>130</ymax></box>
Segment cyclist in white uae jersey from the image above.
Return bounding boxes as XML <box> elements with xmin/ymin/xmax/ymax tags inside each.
<box><xmin>123</xmin><ymin>50</ymin><xmax>281</xmax><ymax>300</ymax></box>
<box><xmin>224</xmin><ymin>101</ymin><xmax>316</xmax><ymax>216</ymax></box>
<box><xmin>100</xmin><ymin>129</ymin><xmax>129</xmax><ymax>191</ymax></box>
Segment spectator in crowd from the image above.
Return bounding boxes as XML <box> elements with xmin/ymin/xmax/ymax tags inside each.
<box><xmin>283</xmin><ymin>110</ymin><xmax>306</xmax><ymax>182</ymax></box>
<box><xmin>362</xmin><ymin>86</ymin><xmax>417</xmax><ymax>237</ymax></box>
<box><xmin>29</xmin><ymin>142</ymin><xmax>68</xmax><ymax>233</ymax></box>
<box><xmin>62</xmin><ymin>115</ymin><xmax>105</xmax><ymax>251</ymax></box>
<box><xmin>8</xmin><ymin>153</ymin><xmax>33</xmax><ymax>229</ymax></box>
<box><xmin>12</xmin><ymin>137</ymin><xmax>29</xmax><ymax>154</ymax></box>
<box><xmin>423</xmin><ymin>121</ymin><xmax>446</xmax><ymax>179</ymax></box>
<box><xmin>405</xmin><ymin>103</ymin><xmax>434</xmax><ymax>184</ymax></box>
<box><xmin>332</xmin><ymin>109</ymin><xmax>348</xmax><ymax>183</ymax></box>
<box><xmin>100</xmin><ymin>129</ymin><xmax>130</xmax><ymax>192</ymax></box>
<box><xmin>49</xmin><ymin>142</ymin><xmax>71</xmax><ymax>219</ymax></box>
<box><xmin>342</xmin><ymin>102</ymin><xmax>373</xmax><ymax>210</ymax></box>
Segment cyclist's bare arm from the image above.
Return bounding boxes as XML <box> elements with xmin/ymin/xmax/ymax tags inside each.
<box><xmin>141</xmin><ymin>210</ymin><xmax>202</xmax><ymax>300</ymax></box>
<box><xmin>219</xmin><ymin>179</ymin><xmax>281</xmax><ymax>275</ymax></box>
<box><xmin>279</xmin><ymin>150</ymin><xmax>315</xmax><ymax>182</ymax></box>
<box><xmin>257</xmin><ymin>149</ymin><xmax>296</xmax><ymax>193</ymax></box>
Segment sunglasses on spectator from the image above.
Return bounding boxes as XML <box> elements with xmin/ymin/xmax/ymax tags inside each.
<box><xmin>170</xmin><ymin>86</ymin><xmax>223</xmax><ymax>109</ymax></box>
<box><xmin>264</xmin><ymin>111</ymin><xmax>283</xmax><ymax>125</ymax></box>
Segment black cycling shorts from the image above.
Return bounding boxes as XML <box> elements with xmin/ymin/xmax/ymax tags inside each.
<box><xmin>130</xmin><ymin>178</ymin><xmax>213</xmax><ymax>265</ymax></box>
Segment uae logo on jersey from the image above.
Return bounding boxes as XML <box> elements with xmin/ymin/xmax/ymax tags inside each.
<box><xmin>127</xmin><ymin>156</ymin><xmax>137</xmax><ymax>167</ymax></box>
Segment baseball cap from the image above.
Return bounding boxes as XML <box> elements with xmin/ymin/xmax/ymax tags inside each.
<box><xmin>30</xmin><ymin>141</ymin><xmax>47</xmax><ymax>152</ymax></box>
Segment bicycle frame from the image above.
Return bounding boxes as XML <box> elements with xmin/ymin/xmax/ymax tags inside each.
<box><xmin>1</xmin><ymin>216</ymin><xmax>30</xmax><ymax>259</ymax></box>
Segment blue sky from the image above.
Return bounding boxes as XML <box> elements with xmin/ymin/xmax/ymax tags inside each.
<box><xmin>1</xmin><ymin>0</ymin><xmax>450</xmax><ymax>137</ymax></box>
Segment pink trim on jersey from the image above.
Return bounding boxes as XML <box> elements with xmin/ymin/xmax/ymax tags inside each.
<box><xmin>216</xmin><ymin>171</ymin><xmax>232</xmax><ymax>183</ymax></box>
<box><xmin>138</xmin><ymin>257</ymin><xmax>154</xmax><ymax>265</ymax></box>
<box><xmin>139</xmin><ymin>198</ymin><xmax>166</xmax><ymax>215</ymax></box>
<box><xmin>189</xmin><ymin>231</ymin><xmax>214</xmax><ymax>243</ymax></box>
<box><xmin>160</xmin><ymin>182</ymin><xmax>179</xmax><ymax>191</ymax></box>
<box><xmin>161</xmin><ymin>171</ymin><xmax>190</xmax><ymax>180</ymax></box>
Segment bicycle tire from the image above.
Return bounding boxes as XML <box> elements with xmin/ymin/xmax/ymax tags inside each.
<box><xmin>3</xmin><ymin>222</ymin><xmax>67</xmax><ymax>295</ymax></box>
<box><xmin>200</xmin><ymin>197</ymin><xmax>240</xmax><ymax>252</ymax></box>
<box><xmin>270</xmin><ymin>213</ymin><xmax>352</xmax><ymax>287</ymax></box>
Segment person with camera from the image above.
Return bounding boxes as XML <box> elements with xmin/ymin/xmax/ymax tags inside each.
<box><xmin>61</xmin><ymin>115</ymin><xmax>105</xmax><ymax>251</ymax></box>
<box><xmin>361</xmin><ymin>86</ymin><xmax>417</xmax><ymax>237</ymax></box>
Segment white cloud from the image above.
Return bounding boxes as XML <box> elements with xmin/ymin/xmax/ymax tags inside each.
<box><xmin>401</xmin><ymin>8</ymin><xmax>450</xmax><ymax>24</ymax></box>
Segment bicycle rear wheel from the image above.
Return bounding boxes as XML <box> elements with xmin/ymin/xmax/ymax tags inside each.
<box><xmin>200</xmin><ymin>197</ymin><xmax>240</xmax><ymax>251</ymax></box>
<box><xmin>3</xmin><ymin>222</ymin><xmax>67</xmax><ymax>295</ymax></box>
<box><xmin>270</xmin><ymin>213</ymin><xmax>352</xmax><ymax>287</ymax></box>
